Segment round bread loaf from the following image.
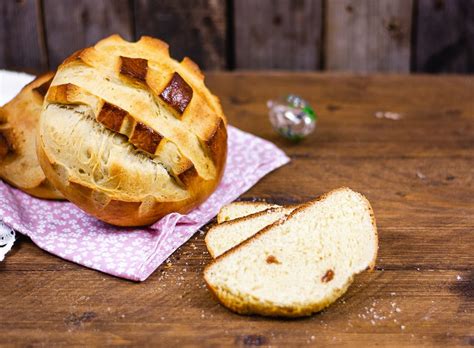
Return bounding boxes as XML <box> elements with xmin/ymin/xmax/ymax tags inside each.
<box><xmin>0</xmin><ymin>72</ymin><xmax>63</xmax><ymax>200</ymax></box>
<box><xmin>38</xmin><ymin>35</ymin><xmax>227</xmax><ymax>226</ymax></box>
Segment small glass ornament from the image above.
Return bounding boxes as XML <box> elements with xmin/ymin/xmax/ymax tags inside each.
<box><xmin>267</xmin><ymin>94</ymin><xmax>317</xmax><ymax>142</ymax></box>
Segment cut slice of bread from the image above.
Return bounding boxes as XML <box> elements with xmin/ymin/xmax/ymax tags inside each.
<box><xmin>204</xmin><ymin>188</ymin><xmax>378</xmax><ymax>317</ymax></box>
<box><xmin>206</xmin><ymin>206</ymin><xmax>296</xmax><ymax>258</ymax></box>
<box><xmin>217</xmin><ymin>201</ymin><xmax>280</xmax><ymax>223</ymax></box>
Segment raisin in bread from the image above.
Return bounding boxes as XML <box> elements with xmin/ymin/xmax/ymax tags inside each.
<box><xmin>0</xmin><ymin>73</ymin><xmax>63</xmax><ymax>199</ymax></box>
<box><xmin>38</xmin><ymin>35</ymin><xmax>227</xmax><ymax>226</ymax></box>
<box><xmin>204</xmin><ymin>188</ymin><xmax>378</xmax><ymax>317</ymax></box>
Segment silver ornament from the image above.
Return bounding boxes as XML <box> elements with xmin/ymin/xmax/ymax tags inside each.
<box><xmin>267</xmin><ymin>94</ymin><xmax>317</xmax><ymax>141</ymax></box>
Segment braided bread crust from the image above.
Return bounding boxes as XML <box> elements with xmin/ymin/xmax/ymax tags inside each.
<box><xmin>38</xmin><ymin>35</ymin><xmax>227</xmax><ymax>226</ymax></box>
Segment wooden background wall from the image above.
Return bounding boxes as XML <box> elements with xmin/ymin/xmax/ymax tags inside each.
<box><xmin>1</xmin><ymin>0</ymin><xmax>473</xmax><ymax>73</ymax></box>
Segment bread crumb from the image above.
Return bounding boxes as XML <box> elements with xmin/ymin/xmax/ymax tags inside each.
<box><xmin>416</xmin><ymin>172</ymin><xmax>426</xmax><ymax>180</ymax></box>
<box><xmin>375</xmin><ymin>111</ymin><xmax>402</xmax><ymax>120</ymax></box>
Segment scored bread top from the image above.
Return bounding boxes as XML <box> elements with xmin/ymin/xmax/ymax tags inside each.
<box><xmin>0</xmin><ymin>72</ymin><xmax>63</xmax><ymax>199</ymax></box>
<box><xmin>40</xmin><ymin>35</ymin><xmax>227</xmax><ymax>205</ymax></box>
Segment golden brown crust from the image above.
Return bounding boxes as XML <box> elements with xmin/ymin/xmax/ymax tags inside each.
<box><xmin>137</xmin><ymin>36</ymin><xmax>170</xmax><ymax>55</ymax></box>
<box><xmin>205</xmin><ymin>275</ymin><xmax>353</xmax><ymax>318</ymax></box>
<box><xmin>129</xmin><ymin>121</ymin><xmax>163</xmax><ymax>154</ymax></box>
<box><xmin>32</xmin><ymin>76</ymin><xmax>53</xmax><ymax>98</ymax></box>
<box><xmin>177</xmin><ymin>165</ymin><xmax>199</xmax><ymax>187</ymax></box>
<box><xmin>38</xmin><ymin>141</ymin><xmax>219</xmax><ymax>226</ymax></box>
<box><xmin>62</xmin><ymin>49</ymin><xmax>86</xmax><ymax>65</ymax></box>
<box><xmin>119</xmin><ymin>56</ymin><xmax>148</xmax><ymax>83</ymax></box>
<box><xmin>181</xmin><ymin>57</ymin><xmax>204</xmax><ymax>81</ymax></box>
<box><xmin>0</xmin><ymin>133</ymin><xmax>10</xmax><ymax>160</ymax></box>
<box><xmin>22</xmin><ymin>179</ymin><xmax>64</xmax><ymax>200</ymax></box>
<box><xmin>97</xmin><ymin>102</ymin><xmax>128</xmax><ymax>132</ymax></box>
<box><xmin>159</xmin><ymin>72</ymin><xmax>193</xmax><ymax>115</ymax></box>
<box><xmin>0</xmin><ymin>72</ymin><xmax>63</xmax><ymax>200</ymax></box>
<box><xmin>360</xmin><ymin>192</ymin><xmax>379</xmax><ymax>271</ymax></box>
<box><xmin>47</xmin><ymin>83</ymin><xmax>86</xmax><ymax>105</ymax></box>
<box><xmin>216</xmin><ymin>201</ymin><xmax>284</xmax><ymax>223</ymax></box>
<box><xmin>210</xmin><ymin>206</ymin><xmax>288</xmax><ymax>240</ymax></box>
<box><xmin>205</xmin><ymin>118</ymin><xmax>227</xmax><ymax>171</ymax></box>
<box><xmin>38</xmin><ymin>35</ymin><xmax>227</xmax><ymax>225</ymax></box>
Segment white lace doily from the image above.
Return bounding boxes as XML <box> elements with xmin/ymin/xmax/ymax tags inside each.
<box><xmin>0</xmin><ymin>221</ymin><xmax>15</xmax><ymax>261</ymax></box>
<box><xmin>0</xmin><ymin>70</ymin><xmax>35</xmax><ymax>106</ymax></box>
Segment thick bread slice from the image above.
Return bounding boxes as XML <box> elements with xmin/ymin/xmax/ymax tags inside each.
<box><xmin>204</xmin><ymin>188</ymin><xmax>378</xmax><ymax>317</ymax></box>
<box><xmin>207</xmin><ymin>206</ymin><xmax>296</xmax><ymax>258</ymax></box>
<box><xmin>217</xmin><ymin>201</ymin><xmax>280</xmax><ymax>223</ymax></box>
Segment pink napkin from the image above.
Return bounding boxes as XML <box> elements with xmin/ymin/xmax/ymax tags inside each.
<box><xmin>0</xmin><ymin>126</ymin><xmax>289</xmax><ymax>281</ymax></box>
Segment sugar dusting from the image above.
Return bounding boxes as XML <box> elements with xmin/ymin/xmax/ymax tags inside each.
<box><xmin>356</xmin><ymin>298</ymin><xmax>405</xmax><ymax>329</ymax></box>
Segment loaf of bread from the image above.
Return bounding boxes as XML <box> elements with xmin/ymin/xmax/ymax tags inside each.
<box><xmin>0</xmin><ymin>73</ymin><xmax>63</xmax><ymax>199</ymax></box>
<box><xmin>204</xmin><ymin>188</ymin><xmax>378</xmax><ymax>317</ymax></box>
<box><xmin>38</xmin><ymin>35</ymin><xmax>227</xmax><ymax>226</ymax></box>
<box><xmin>207</xmin><ymin>206</ymin><xmax>296</xmax><ymax>258</ymax></box>
<box><xmin>216</xmin><ymin>201</ymin><xmax>280</xmax><ymax>223</ymax></box>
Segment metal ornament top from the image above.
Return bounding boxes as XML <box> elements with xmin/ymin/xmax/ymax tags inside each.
<box><xmin>267</xmin><ymin>94</ymin><xmax>317</xmax><ymax>142</ymax></box>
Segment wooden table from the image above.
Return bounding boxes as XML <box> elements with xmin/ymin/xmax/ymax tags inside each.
<box><xmin>1</xmin><ymin>73</ymin><xmax>473</xmax><ymax>347</ymax></box>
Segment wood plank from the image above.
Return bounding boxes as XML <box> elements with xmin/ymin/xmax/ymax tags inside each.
<box><xmin>325</xmin><ymin>0</ymin><xmax>414</xmax><ymax>72</ymax></box>
<box><xmin>42</xmin><ymin>0</ymin><xmax>133</xmax><ymax>69</ymax></box>
<box><xmin>1</xmin><ymin>73</ymin><xmax>473</xmax><ymax>346</ymax></box>
<box><xmin>414</xmin><ymin>0</ymin><xmax>474</xmax><ymax>73</ymax></box>
<box><xmin>1</xmin><ymin>239</ymin><xmax>472</xmax><ymax>346</ymax></box>
<box><xmin>233</xmin><ymin>0</ymin><xmax>323</xmax><ymax>70</ymax></box>
<box><xmin>134</xmin><ymin>0</ymin><xmax>227</xmax><ymax>70</ymax></box>
<box><xmin>0</xmin><ymin>0</ymin><xmax>47</xmax><ymax>71</ymax></box>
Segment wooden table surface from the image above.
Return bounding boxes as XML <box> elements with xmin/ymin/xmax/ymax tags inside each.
<box><xmin>1</xmin><ymin>72</ymin><xmax>473</xmax><ymax>347</ymax></box>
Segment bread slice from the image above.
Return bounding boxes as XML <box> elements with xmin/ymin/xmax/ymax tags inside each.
<box><xmin>204</xmin><ymin>188</ymin><xmax>378</xmax><ymax>317</ymax></box>
<box><xmin>207</xmin><ymin>206</ymin><xmax>296</xmax><ymax>258</ymax></box>
<box><xmin>217</xmin><ymin>201</ymin><xmax>280</xmax><ymax>223</ymax></box>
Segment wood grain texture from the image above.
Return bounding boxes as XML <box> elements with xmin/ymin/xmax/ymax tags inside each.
<box><xmin>42</xmin><ymin>0</ymin><xmax>133</xmax><ymax>69</ymax></box>
<box><xmin>0</xmin><ymin>0</ymin><xmax>47</xmax><ymax>71</ymax></box>
<box><xmin>1</xmin><ymin>73</ymin><xmax>474</xmax><ymax>346</ymax></box>
<box><xmin>134</xmin><ymin>0</ymin><xmax>227</xmax><ymax>70</ymax></box>
<box><xmin>325</xmin><ymin>0</ymin><xmax>414</xmax><ymax>72</ymax></box>
<box><xmin>234</xmin><ymin>0</ymin><xmax>323</xmax><ymax>70</ymax></box>
<box><xmin>414</xmin><ymin>0</ymin><xmax>474</xmax><ymax>73</ymax></box>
